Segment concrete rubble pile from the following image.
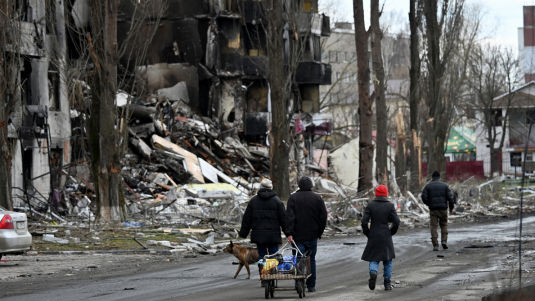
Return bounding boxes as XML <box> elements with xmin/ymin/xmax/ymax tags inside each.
<box><xmin>23</xmin><ymin>89</ymin><xmax>277</xmax><ymax>256</ymax></box>
<box><xmin>24</xmin><ymin>88</ymin><xmax>535</xmax><ymax>256</ymax></box>
<box><xmin>315</xmin><ymin>175</ymin><xmax>535</xmax><ymax>235</ymax></box>
<box><xmin>58</xmin><ymin>90</ymin><xmax>274</xmax><ymax>221</ymax></box>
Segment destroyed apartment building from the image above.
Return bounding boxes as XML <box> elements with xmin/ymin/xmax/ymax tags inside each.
<box><xmin>113</xmin><ymin>0</ymin><xmax>334</xmax><ymax>221</ymax></box>
<box><xmin>4</xmin><ymin>0</ymin><xmax>72</xmax><ymax>209</ymax></box>
<box><xmin>3</xmin><ymin>0</ymin><xmax>333</xmax><ymax>221</ymax></box>
<box><xmin>115</xmin><ymin>0</ymin><xmax>332</xmax><ymax>154</ymax></box>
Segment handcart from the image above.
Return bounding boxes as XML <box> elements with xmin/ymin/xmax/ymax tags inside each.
<box><xmin>259</xmin><ymin>241</ymin><xmax>311</xmax><ymax>299</ymax></box>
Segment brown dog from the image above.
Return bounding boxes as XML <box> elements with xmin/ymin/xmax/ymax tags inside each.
<box><xmin>224</xmin><ymin>241</ymin><xmax>259</xmax><ymax>279</ymax></box>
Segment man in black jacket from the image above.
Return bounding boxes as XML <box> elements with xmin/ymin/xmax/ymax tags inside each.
<box><xmin>239</xmin><ymin>178</ymin><xmax>287</xmax><ymax>260</ymax></box>
<box><xmin>286</xmin><ymin>176</ymin><xmax>327</xmax><ymax>293</ymax></box>
<box><xmin>421</xmin><ymin>171</ymin><xmax>455</xmax><ymax>251</ymax></box>
<box><xmin>361</xmin><ymin>185</ymin><xmax>400</xmax><ymax>291</ymax></box>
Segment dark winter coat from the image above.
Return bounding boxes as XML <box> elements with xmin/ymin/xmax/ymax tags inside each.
<box><xmin>421</xmin><ymin>178</ymin><xmax>454</xmax><ymax>211</ymax></box>
<box><xmin>286</xmin><ymin>177</ymin><xmax>328</xmax><ymax>242</ymax></box>
<box><xmin>239</xmin><ymin>188</ymin><xmax>287</xmax><ymax>245</ymax></box>
<box><xmin>361</xmin><ymin>197</ymin><xmax>400</xmax><ymax>262</ymax></box>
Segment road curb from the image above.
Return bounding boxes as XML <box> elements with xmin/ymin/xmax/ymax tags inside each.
<box><xmin>26</xmin><ymin>249</ymin><xmax>178</xmax><ymax>256</ymax></box>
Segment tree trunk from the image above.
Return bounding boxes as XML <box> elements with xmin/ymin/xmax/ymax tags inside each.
<box><xmin>353</xmin><ymin>0</ymin><xmax>373</xmax><ymax>193</ymax></box>
<box><xmin>394</xmin><ymin>110</ymin><xmax>407</xmax><ymax>192</ymax></box>
<box><xmin>0</xmin><ymin>52</ymin><xmax>12</xmax><ymax>209</ymax></box>
<box><xmin>490</xmin><ymin>148</ymin><xmax>500</xmax><ymax>176</ymax></box>
<box><xmin>89</xmin><ymin>0</ymin><xmax>124</xmax><ymax>222</ymax></box>
<box><xmin>370</xmin><ymin>0</ymin><xmax>387</xmax><ymax>186</ymax></box>
<box><xmin>408</xmin><ymin>0</ymin><xmax>421</xmax><ymax>191</ymax></box>
<box><xmin>0</xmin><ymin>3</ymin><xmax>19</xmax><ymax>210</ymax></box>
<box><xmin>424</xmin><ymin>0</ymin><xmax>446</xmax><ymax>177</ymax></box>
<box><xmin>267</xmin><ymin>0</ymin><xmax>290</xmax><ymax>201</ymax></box>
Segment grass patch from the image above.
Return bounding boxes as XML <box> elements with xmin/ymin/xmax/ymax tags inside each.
<box><xmin>30</xmin><ymin>227</ymin><xmax>204</xmax><ymax>251</ymax></box>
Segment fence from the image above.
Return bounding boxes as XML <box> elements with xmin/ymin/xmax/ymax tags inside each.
<box><xmin>422</xmin><ymin>161</ymin><xmax>485</xmax><ymax>182</ymax></box>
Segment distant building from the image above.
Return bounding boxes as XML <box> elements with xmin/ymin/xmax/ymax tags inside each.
<box><xmin>519</xmin><ymin>6</ymin><xmax>535</xmax><ymax>83</ymax></box>
<box><xmin>319</xmin><ymin>22</ymin><xmax>410</xmax><ymax>143</ymax></box>
<box><xmin>475</xmin><ymin>82</ymin><xmax>535</xmax><ymax>176</ymax></box>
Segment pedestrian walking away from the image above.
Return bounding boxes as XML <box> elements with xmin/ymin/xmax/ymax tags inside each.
<box><xmin>286</xmin><ymin>176</ymin><xmax>328</xmax><ymax>293</ymax></box>
<box><xmin>361</xmin><ymin>185</ymin><xmax>400</xmax><ymax>291</ymax></box>
<box><xmin>421</xmin><ymin>170</ymin><xmax>455</xmax><ymax>251</ymax></box>
<box><xmin>239</xmin><ymin>178</ymin><xmax>288</xmax><ymax>278</ymax></box>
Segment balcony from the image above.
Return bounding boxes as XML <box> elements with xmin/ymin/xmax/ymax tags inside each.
<box><xmin>241</xmin><ymin>0</ymin><xmax>265</xmax><ymax>24</ymax></box>
<box><xmin>295</xmin><ymin>62</ymin><xmax>332</xmax><ymax>85</ymax></box>
<box><xmin>297</xmin><ymin>13</ymin><xmax>331</xmax><ymax>36</ymax></box>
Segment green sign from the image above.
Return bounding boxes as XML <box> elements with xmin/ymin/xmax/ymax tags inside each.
<box><xmin>446</xmin><ymin>127</ymin><xmax>476</xmax><ymax>153</ymax></box>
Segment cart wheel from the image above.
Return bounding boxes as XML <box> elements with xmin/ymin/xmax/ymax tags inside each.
<box><xmin>265</xmin><ymin>281</ymin><xmax>270</xmax><ymax>299</ymax></box>
<box><xmin>270</xmin><ymin>281</ymin><xmax>274</xmax><ymax>298</ymax></box>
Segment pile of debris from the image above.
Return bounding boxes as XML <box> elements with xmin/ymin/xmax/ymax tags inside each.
<box><xmin>23</xmin><ymin>89</ymin><xmax>535</xmax><ymax>256</ymax></box>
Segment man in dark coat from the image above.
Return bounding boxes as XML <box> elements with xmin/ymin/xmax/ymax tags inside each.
<box><xmin>361</xmin><ymin>185</ymin><xmax>400</xmax><ymax>291</ymax></box>
<box><xmin>239</xmin><ymin>178</ymin><xmax>287</xmax><ymax>260</ymax></box>
<box><xmin>286</xmin><ymin>176</ymin><xmax>327</xmax><ymax>293</ymax></box>
<box><xmin>421</xmin><ymin>170</ymin><xmax>455</xmax><ymax>251</ymax></box>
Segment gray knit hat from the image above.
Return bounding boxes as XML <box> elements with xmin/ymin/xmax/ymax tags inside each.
<box><xmin>260</xmin><ymin>178</ymin><xmax>273</xmax><ymax>189</ymax></box>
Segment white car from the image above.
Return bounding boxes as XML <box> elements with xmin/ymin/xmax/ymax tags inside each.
<box><xmin>0</xmin><ymin>206</ymin><xmax>32</xmax><ymax>259</ymax></box>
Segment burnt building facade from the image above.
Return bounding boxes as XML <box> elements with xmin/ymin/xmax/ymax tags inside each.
<box><xmin>5</xmin><ymin>1</ymin><xmax>71</xmax><ymax>208</ymax></box>
<box><xmin>117</xmin><ymin>0</ymin><xmax>331</xmax><ymax>144</ymax></box>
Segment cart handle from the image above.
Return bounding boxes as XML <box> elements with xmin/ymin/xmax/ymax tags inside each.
<box><xmin>263</xmin><ymin>240</ymin><xmax>305</xmax><ymax>258</ymax></box>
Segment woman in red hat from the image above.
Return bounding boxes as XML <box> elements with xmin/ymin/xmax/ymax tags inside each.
<box><xmin>361</xmin><ymin>185</ymin><xmax>400</xmax><ymax>291</ymax></box>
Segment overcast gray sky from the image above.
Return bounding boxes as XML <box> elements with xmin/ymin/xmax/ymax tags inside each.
<box><xmin>319</xmin><ymin>0</ymin><xmax>530</xmax><ymax>50</ymax></box>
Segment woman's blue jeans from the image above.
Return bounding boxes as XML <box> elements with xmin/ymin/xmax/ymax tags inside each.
<box><xmin>369</xmin><ymin>260</ymin><xmax>392</xmax><ymax>280</ymax></box>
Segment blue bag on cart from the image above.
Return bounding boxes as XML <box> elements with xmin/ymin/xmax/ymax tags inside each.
<box><xmin>277</xmin><ymin>256</ymin><xmax>297</xmax><ymax>272</ymax></box>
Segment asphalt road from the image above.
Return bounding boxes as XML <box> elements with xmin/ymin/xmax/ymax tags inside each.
<box><xmin>2</xmin><ymin>216</ymin><xmax>535</xmax><ymax>301</ymax></box>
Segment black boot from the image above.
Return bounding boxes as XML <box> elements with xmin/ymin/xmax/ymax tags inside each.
<box><xmin>442</xmin><ymin>242</ymin><xmax>448</xmax><ymax>250</ymax></box>
<box><xmin>384</xmin><ymin>279</ymin><xmax>392</xmax><ymax>291</ymax></box>
<box><xmin>433</xmin><ymin>244</ymin><xmax>439</xmax><ymax>251</ymax></box>
<box><xmin>368</xmin><ymin>272</ymin><xmax>377</xmax><ymax>290</ymax></box>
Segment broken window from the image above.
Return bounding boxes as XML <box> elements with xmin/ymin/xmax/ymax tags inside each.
<box><xmin>16</xmin><ymin>0</ymin><xmax>30</xmax><ymax>22</ymax></box>
<box><xmin>219</xmin><ymin>19</ymin><xmax>243</xmax><ymax>53</ymax></box>
<box><xmin>511</xmin><ymin>152</ymin><xmax>521</xmax><ymax>166</ymax></box>
<box><xmin>329</xmin><ymin>51</ymin><xmax>337</xmax><ymax>63</ymax></box>
<box><xmin>302</xmin><ymin>0</ymin><xmax>316</xmax><ymax>13</ymax></box>
<box><xmin>48</xmin><ymin>67</ymin><xmax>60</xmax><ymax>111</ymax></box>
<box><xmin>244</xmin><ymin>24</ymin><xmax>266</xmax><ymax>56</ymax></box>
<box><xmin>221</xmin><ymin>0</ymin><xmax>239</xmax><ymax>13</ymax></box>
<box><xmin>490</xmin><ymin>109</ymin><xmax>502</xmax><ymax>126</ymax></box>
<box><xmin>312</xmin><ymin>35</ymin><xmax>321</xmax><ymax>61</ymax></box>
<box><xmin>245</xmin><ymin>80</ymin><xmax>268</xmax><ymax>112</ymax></box>
<box><xmin>526</xmin><ymin>109</ymin><xmax>535</xmax><ymax>124</ymax></box>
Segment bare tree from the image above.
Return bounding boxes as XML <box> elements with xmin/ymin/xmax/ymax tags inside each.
<box><xmin>422</xmin><ymin>0</ymin><xmax>465</xmax><ymax>176</ymax></box>
<box><xmin>353</xmin><ymin>0</ymin><xmax>373</xmax><ymax>192</ymax></box>
<box><xmin>370</xmin><ymin>0</ymin><xmax>387</xmax><ymax>186</ymax></box>
<box><xmin>468</xmin><ymin>45</ymin><xmax>520</xmax><ymax>175</ymax></box>
<box><xmin>262</xmin><ymin>1</ymin><xmax>315</xmax><ymax>200</ymax></box>
<box><xmin>85</xmin><ymin>0</ymin><xmax>123</xmax><ymax>222</ymax></box>
<box><xmin>0</xmin><ymin>2</ymin><xmax>22</xmax><ymax>209</ymax></box>
<box><xmin>80</xmin><ymin>0</ymin><xmax>164</xmax><ymax>222</ymax></box>
<box><xmin>408</xmin><ymin>0</ymin><xmax>422</xmax><ymax>191</ymax></box>
<box><xmin>265</xmin><ymin>0</ymin><xmax>291</xmax><ymax>201</ymax></box>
